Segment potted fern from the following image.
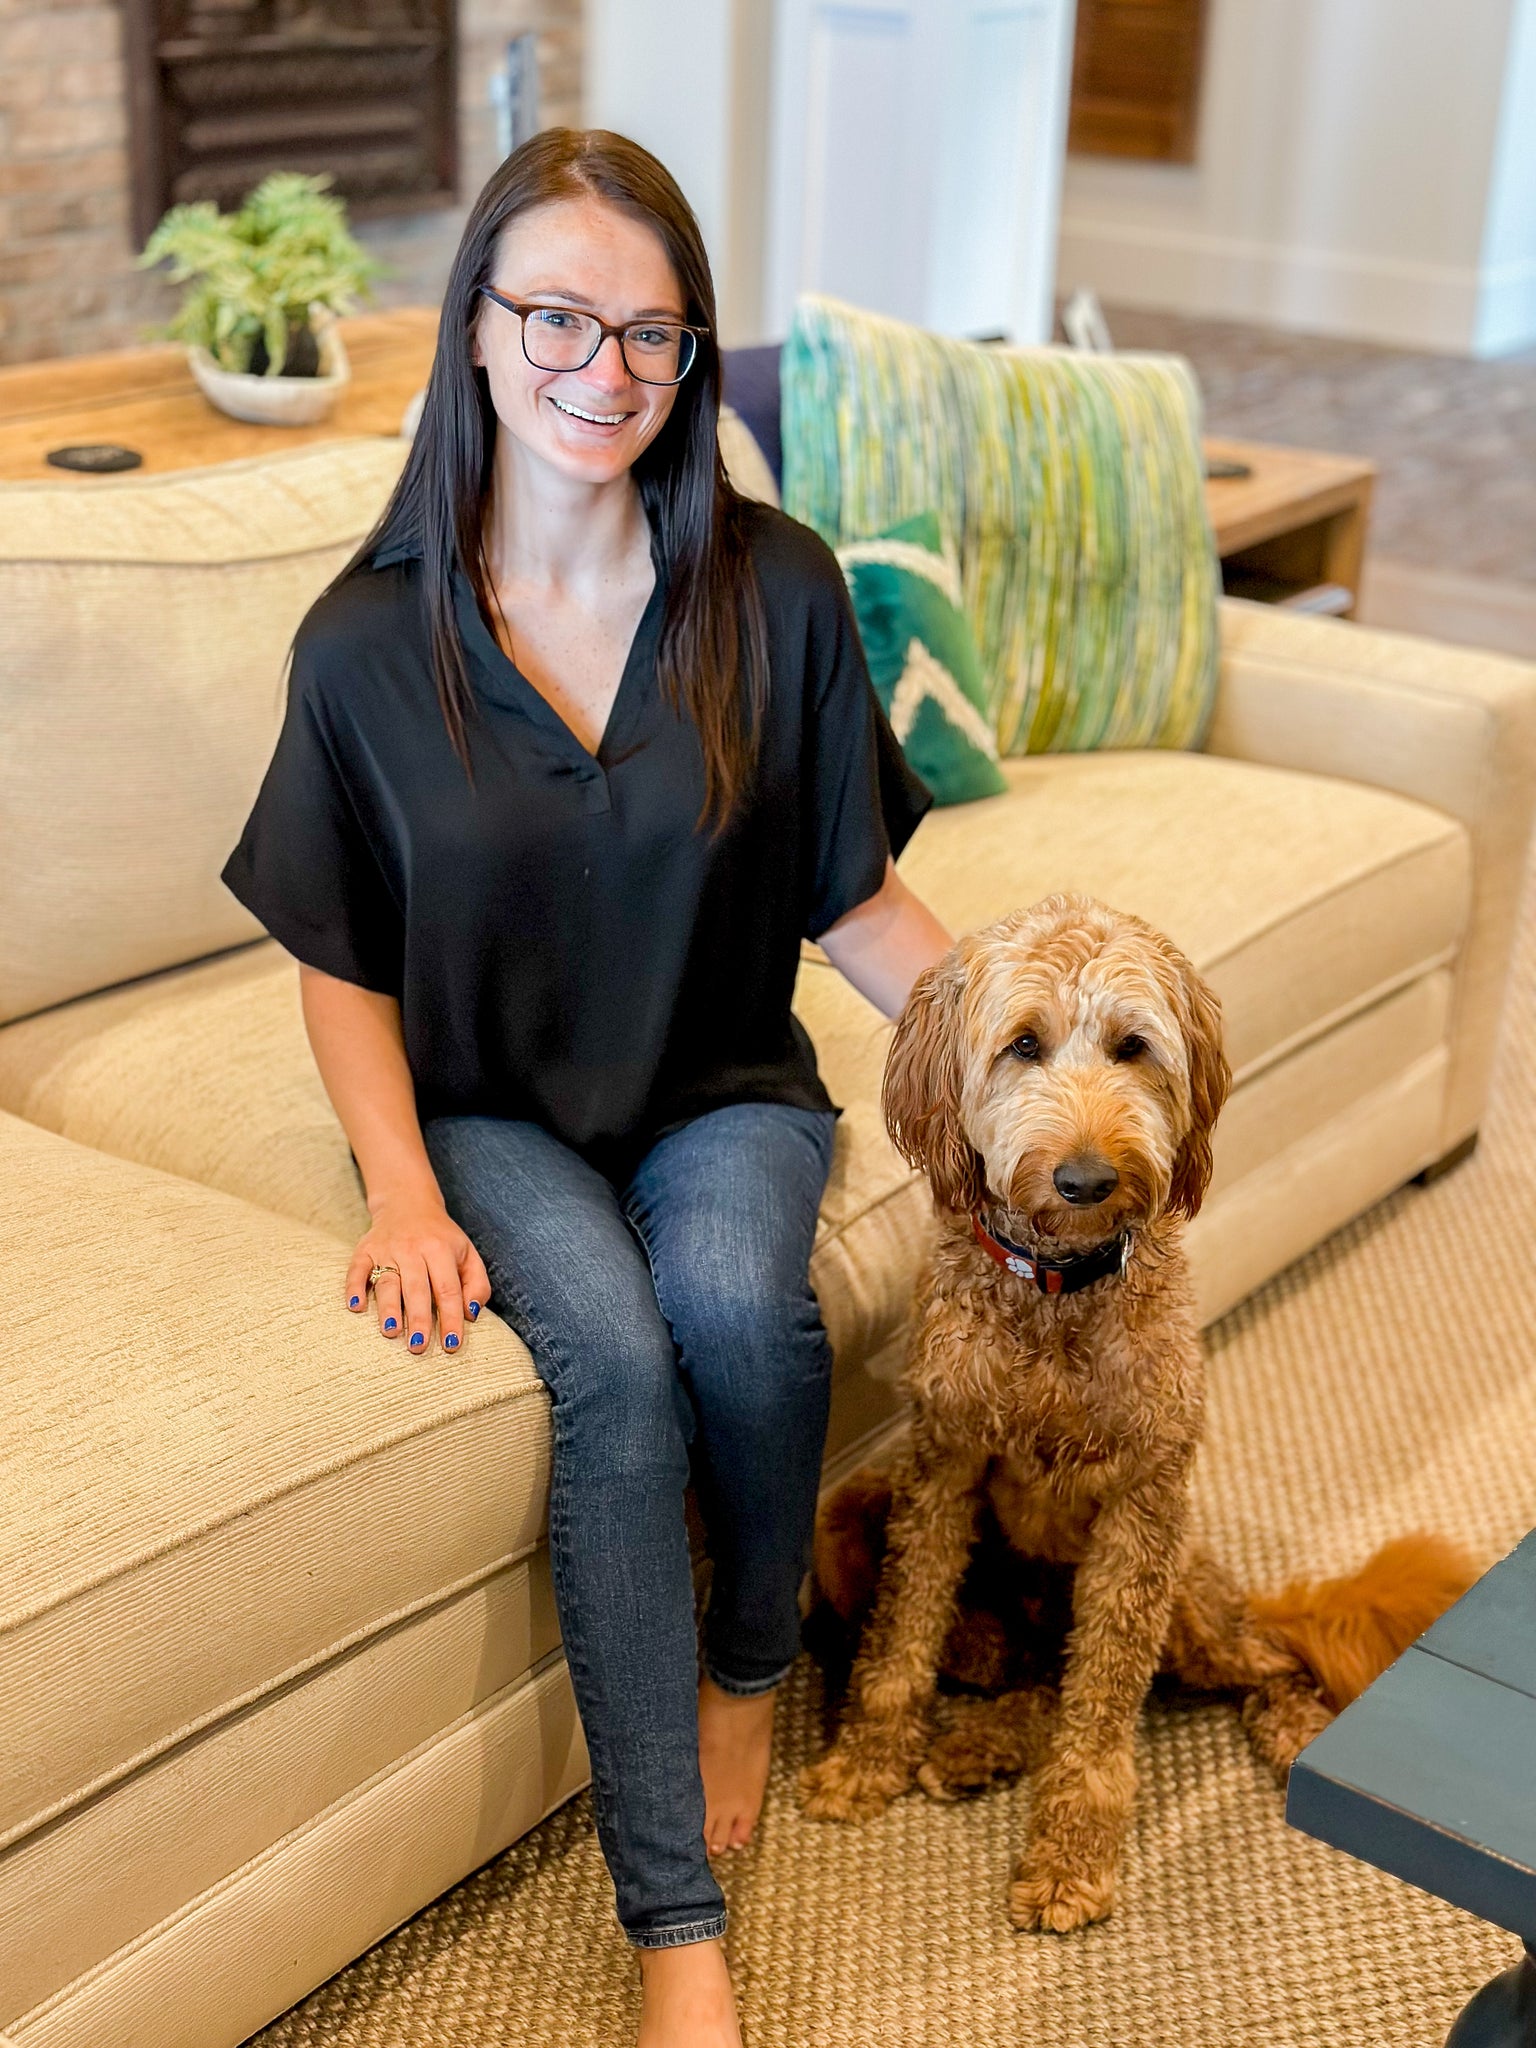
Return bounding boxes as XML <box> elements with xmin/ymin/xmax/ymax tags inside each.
<box><xmin>138</xmin><ymin>172</ymin><xmax>383</xmax><ymax>426</ymax></box>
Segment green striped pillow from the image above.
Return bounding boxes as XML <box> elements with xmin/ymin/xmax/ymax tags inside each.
<box><xmin>782</xmin><ymin>293</ymin><xmax>1220</xmax><ymax>756</ymax></box>
<box><xmin>837</xmin><ymin>512</ymin><xmax>1007</xmax><ymax>806</ymax></box>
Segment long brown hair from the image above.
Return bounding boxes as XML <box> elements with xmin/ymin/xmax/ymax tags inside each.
<box><xmin>336</xmin><ymin>127</ymin><xmax>769</xmax><ymax>830</ymax></box>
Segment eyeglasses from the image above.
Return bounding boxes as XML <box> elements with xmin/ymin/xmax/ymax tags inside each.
<box><xmin>477</xmin><ymin>286</ymin><xmax>706</xmax><ymax>386</ymax></box>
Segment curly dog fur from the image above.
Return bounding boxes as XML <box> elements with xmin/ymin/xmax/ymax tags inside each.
<box><xmin>798</xmin><ymin>894</ymin><xmax>1477</xmax><ymax>1933</ymax></box>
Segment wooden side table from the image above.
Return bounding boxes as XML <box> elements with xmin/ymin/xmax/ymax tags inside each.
<box><xmin>1288</xmin><ymin>1526</ymin><xmax>1536</xmax><ymax>2045</ymax></box>
<box><xmin>1205</xmin><ymin>435</ymin><xmax>1377</xmax><ymax>616</ymax></box>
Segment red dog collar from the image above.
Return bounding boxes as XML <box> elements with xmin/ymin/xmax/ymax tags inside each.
<box><xmin>971</xmin><ymin>1213</ymin><xmax>1132</xmax><ymax>1295</ymax></box>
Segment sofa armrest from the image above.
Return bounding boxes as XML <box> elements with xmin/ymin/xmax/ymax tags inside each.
<box><xmin>1206</xmin><ymin>597</ymin><xmax>1536</xmax><ymax>1151</ymax></box>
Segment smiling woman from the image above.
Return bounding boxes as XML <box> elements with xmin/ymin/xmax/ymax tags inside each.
<box><xmin>219</xmin><ymin>126</ymin><xmax>952</xmax><ymax>2048</ymax></box>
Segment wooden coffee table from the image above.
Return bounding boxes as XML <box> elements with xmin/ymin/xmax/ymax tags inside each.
<box><xmin>1288</xmin><ymin>1527</ymin><xmax>1536</xmax><ymax>2044</ymax></box>
<box><xmin>0</xmin><ymin>317</ymin><xmax>1376</xmax><ymax>615</ymax></box>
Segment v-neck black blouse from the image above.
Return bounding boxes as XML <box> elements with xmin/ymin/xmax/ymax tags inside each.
<box><xmin>220</xmin><ymin>496</ymin><xmax>932</xmax><ymax>1179</ymax></box>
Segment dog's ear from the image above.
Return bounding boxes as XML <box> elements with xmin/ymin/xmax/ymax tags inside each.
<box><xmin>882</xmin><ymin>946</ymin><xmax>986</xmax><ymax>1215</ymax></box>
<box><xmin>1166</xmin><ymin>953</ymin><xmax>1231</xmax><ymax>1220</ymax></box>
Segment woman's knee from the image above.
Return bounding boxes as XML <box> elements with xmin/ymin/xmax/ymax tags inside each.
<box><xmin>540</xmin><ymin>1296</ymin><xmax>694</xmax><ymax>1484</ymax></box>
<box><xmin>665</xmin><ymin>1265</ymin><xmax>832</xmax><ymax>1409</ymax></box>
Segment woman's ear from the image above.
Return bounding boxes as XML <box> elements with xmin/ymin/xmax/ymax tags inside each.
<box><xmin>882</xmin><ymin>944</ymin><xmax>986</xmax><ymax>1215</ymax></box>
<box><xmin>1166</xmin><ymin>953</ymin><xmax>1231</xmax><ymax>1221</ymax></box>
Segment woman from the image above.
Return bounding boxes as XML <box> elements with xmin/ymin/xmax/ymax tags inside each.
<box><xmin>222</xmin><ymin>128</ymin><xmax>952</xmax><ymax>2047</ymax></box>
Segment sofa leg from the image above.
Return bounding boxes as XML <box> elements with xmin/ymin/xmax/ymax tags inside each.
<box><xmin>1412</xmin><ymin>1132</ymin><xmax>1479</xmax><ymax>1186</ymax></box>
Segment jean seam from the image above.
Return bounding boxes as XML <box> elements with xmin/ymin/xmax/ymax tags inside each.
<box><xmin>627</xmin><ymin>1913</ymin><xmax>729</xmax><ymax>1950</ymax></box>
<box><xmin>702</xmin><ymin>1656</ymin><xmax>794</xmax><ymax>1698</ymax></box>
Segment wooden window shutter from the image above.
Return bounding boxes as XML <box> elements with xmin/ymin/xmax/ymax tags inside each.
<box><xmin>1068</xmin><ymin>0</ymin><xmax>1209</xmax><ymax>163</ymax></box>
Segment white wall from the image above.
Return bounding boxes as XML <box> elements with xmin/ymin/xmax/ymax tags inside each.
<box><xmin>1479</xmin><ymin>0</ymin><xmax>1536</xmax><ymax>352</ymax></box>
<box><xmin>1056</xmin><ymin>0</ymin><xmax>1533</xmax><ymax>355</ymax></box>
<box><xmin>763</xmin><ymin>0</ymin><xmax>1076</xmax><ymax>344</ymax></box>
<box><xmin>582</xmin><ymin>0</ymin><xmax>734</xmax><ymax>309</ymax></box>
<box><xmin>583</xmin><ymin>0</ymin><xmax>770</xmax><ymax>344</ymax></box>
<box><xmin>586</xmin><ymin>0</ymin><xmax>1077</xmax><ymax>347</ymax></box>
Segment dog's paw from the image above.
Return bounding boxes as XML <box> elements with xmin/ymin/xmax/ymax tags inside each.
<box><xmin>1241</xmin><ymin>1678</ymin><xmax>1333</xmax><ymax>1783</ymax></box>
<box><xmin>798</xmin><ymin>1748</ymin><xmax>911</xmax><ymax>1823</ymax></box>
<box><xmin>1007</xmin><ymin>1851</ymin><xmax>1116</xmax><ymax>1933</ymax></box>
<box><xmin>916</xmin><ymin>1689</ymin><xmax>1058</xmax><ymax>1803</ymax></box>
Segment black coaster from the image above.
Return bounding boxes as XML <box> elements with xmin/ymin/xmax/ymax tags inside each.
<box><xmin>45</xmin><ymin>444</ymin><xmax>144</xmax><ymax>474</ymax></box>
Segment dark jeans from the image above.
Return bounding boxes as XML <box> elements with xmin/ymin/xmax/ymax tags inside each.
<box><xmin>421</xmin><ymin>1101</ymin><xmax>838</xmax><ymax>1948</ymax></box>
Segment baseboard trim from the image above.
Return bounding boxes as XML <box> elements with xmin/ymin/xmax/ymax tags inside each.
<box><xmin>1057</xmin><ymin>214</ymin><xmax>1483</xmax><ymax>353</ymax></box>
<box><xmin>1358</xmin><ymin>557</ymin><xmax>1536</xmax><ymax>662</ymax></box>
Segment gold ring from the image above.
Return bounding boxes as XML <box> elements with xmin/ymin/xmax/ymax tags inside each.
<box><xmin>368</xmin><ymin>1264</ymin><xmax>399</xmax><ymax>1286</ymax></box>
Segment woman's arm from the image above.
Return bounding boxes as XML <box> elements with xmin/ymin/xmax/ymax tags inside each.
<box><xmin>817</xmin><ymin>859</ymin><xmax>953</xmax><ymax>1022</ymax></box>
<box><xmin>299</xmin><ymin>967</ymin><xmax>442</xmax><ymax>1211</ymax></box>
<box><xmin>298</xmin><ymin>963</ymin><xmax>491</xmax><ymax>1350</ymax></box>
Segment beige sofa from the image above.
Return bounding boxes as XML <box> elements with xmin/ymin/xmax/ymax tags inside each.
<box><xmin>2</xmin><ymin>428</ymin><xmax>1534</xmax><ymax>2048</ymax></box>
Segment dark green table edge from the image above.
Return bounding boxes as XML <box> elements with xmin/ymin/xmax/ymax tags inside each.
<box><xmin>1288</xmin><ymin>1757</ymin><xmax>1536</xmax><ymax>1945</ymax></box>
<box><xmin>1286</xmin><ymin>1528</ymin><xmax>1536</xmax><ymax>2044</ymax></box>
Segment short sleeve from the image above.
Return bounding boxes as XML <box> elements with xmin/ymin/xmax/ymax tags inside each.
<box><xmin>803</xmin><ymin>562</ymin><xmax>933</xmax><ymax>941</ymax></box>
<box><xmin>220</xmin><ymin>652</ymin><xmax>405</xmax><ymax>995</ymax></box>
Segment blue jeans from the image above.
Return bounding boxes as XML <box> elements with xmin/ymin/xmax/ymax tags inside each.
<box><xmin>421</xmin><ymin>1101</ymin><xmax>838</xmax><ymax>1948</ymax></box>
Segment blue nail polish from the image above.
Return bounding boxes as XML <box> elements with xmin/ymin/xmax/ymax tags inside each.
<box><xmin>445</xmin><ymin>1332</ymin><xmax>459</xmax><ymax>1349</ymax></box>
<box><xmin>349</xmin><ymin>1295</ymin><xmax>360</xmax><ymax>1308</ymax></box>
<box><xmin>384</xmin><ymin>1316</ymin><xmax>397</xmax><ymax>1332</ymax></box>
<box><xmin>410</xmin><ymin>1331</ymin><xmax>425</xmax><ymax>1348</ymax></box>
<box><xmin>468</xmin><ymin>1301</ymin><xmax>480</xmax><ymax>1319</ymax></box>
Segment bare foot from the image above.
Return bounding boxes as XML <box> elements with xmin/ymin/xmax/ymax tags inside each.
<box><xmin>697</xmin><ymin>1674</ymin><xmax>777</xmax><ymax>1854</ymax></box>
<box><xmin>637</xmin><ymin>1938</ymin><xmax>742</xmax><ymax>2047</ymax></box>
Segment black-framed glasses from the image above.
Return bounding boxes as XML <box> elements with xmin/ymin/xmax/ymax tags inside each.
<box><xmin>477</xmin><ymin>286</ymin><xmax>706</xmax><ymax>386</ymax></box>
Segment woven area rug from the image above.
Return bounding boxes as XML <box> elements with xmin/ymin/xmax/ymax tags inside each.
<box><xmin>255</xmin><ymin>858</ymin><xmax>1536</xmax><ymax>2048</ymax></box>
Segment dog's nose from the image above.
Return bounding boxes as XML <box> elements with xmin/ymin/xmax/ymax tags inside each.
<box><xmin>1053</xmin><ymin>1155</ymin><xmax>1119</xmax><ymax>1206</ymax></box>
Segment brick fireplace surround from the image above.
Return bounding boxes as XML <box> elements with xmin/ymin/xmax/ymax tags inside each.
<box><xmin>0</xmin><ymin>0</ymin><xmax>581</xmax><ymax>366</ymax></box>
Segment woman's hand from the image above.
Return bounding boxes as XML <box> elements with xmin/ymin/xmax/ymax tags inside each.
<box><xmin>344</xmin><ymin>1194</ymin><xmax>494</xmax><ymax>1357</ymax></box>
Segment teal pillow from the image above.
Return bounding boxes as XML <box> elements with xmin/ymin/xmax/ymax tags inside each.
<box><xmin>837</xmin><ymin>511</ymin><xmax>1008</xmax><ymax>806</ymax></box>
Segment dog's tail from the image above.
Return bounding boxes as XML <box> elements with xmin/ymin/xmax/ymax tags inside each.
<box><xmin>1243</xmin><ymin>1532</ymin><xmax>1480</xmax><ymax>1712</ymax></box>
<box><xmin>1165</xmin><ymin>1532</ymin><xmax>1480</xmax><ymax>1776</ymax></box>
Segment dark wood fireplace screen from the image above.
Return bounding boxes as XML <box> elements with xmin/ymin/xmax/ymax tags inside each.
<box><xmin>124</xmin><ymin>0</ymin><xmax>458</xmax><ymax>248</ymax></box>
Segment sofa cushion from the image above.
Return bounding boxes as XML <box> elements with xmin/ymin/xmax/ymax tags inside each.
<box><xmin>0</xmin><ymin>416</ymin><xmax>774</xmax><ymax>1038</ymax></box>
<box><xmin>0</xmin><ymin>941</ymin><xmax>372</xmax><ymax>1241</ymax></box>
<box><xmin>781</xmin><ymin>292</ymin><xmax>1220</xmax><ymax>755</ymax></box>
<box><xmin>0</xmin><ymin>1109</ymin><xmax>551</xmax><ymax>1858</ymax></box>
<box><xmin>718</xmin><ymin>401</ymin><xmax>780</xmax><ymax>507</ymax></box>
<box><xmin>0</xmin><ymin>440</ymin><xmax>410</xmax><ymax>1027</ymax></box>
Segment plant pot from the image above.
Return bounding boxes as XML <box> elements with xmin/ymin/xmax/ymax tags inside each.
<box><xmin>247</xmin><ymin>322</ymin><xmax>321</xmax><ymax>378</ymax></box>
<box><xmin>188</xmin><ymin>324</ymin><xmax>351</xmax><ymax>427</ymax></box>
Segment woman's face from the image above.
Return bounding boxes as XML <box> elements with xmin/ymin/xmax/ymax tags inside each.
<box><xmin>472</xmin><ymin>193</ymin><xmax>688</xmax><ymax>488</ymax></box>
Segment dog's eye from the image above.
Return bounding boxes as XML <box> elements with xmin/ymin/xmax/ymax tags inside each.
<box><xmin>1112</xmin><ymin>1035</ymin><xmax>1147</xmax><ymax>1062</ymax></box>
<box><xmin>1008</xmin><ymin>1033</ymin><xmax>1040</xmax><ymax>1062</ymax></box>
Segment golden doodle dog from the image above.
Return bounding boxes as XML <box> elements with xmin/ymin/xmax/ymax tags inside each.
<box><xmin>799</xmin><ymin>893</ymin><xmax>1475</xmax><ymax>1932</ymax></box>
